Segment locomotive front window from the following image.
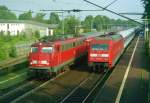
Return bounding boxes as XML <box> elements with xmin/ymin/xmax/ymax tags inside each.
<box><xmin>31</xmin><ymin>47</ymin><xmax>38</xmax><ymax>53</ymax></box>
<box><xmin>92</xmin><ymin>44</ymin><xmax>108</xmax><ymax>50</ymax></box>
<box><xmin>42</xmin><ymin>47</ymin><xmax>53</xmax><ymax>53</ymax></box>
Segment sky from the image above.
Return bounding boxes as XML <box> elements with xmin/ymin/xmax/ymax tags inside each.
<box><xmin>0</xmin><ymin>0</ymin><xmax>144</xmax><ymax>21</ymax></box>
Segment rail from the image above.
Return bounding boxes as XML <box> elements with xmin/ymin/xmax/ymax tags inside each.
<box><xmin>60</xmin><ymin>69</ymin><xmax>111</xmax><ymax>103</ymax></box>
<box><xmin>2</xmin><ymin>70</ymin><xmax>69</xmax><ymax>103</ymax></box>
<box><xmin>82</xmin><ymin>70</ymin><xmax>111</xmax><ymax>103</ymax></box>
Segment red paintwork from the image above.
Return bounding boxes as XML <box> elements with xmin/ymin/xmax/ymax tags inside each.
<box><xmin>28</xmin><ymin>33</ymin><xmax>101</xmax><ymax>73</ymax></box>
<box><xmin>88</xmin><ymin>34</ymin><xmax>124</xmax><ymax>69</ymax></box>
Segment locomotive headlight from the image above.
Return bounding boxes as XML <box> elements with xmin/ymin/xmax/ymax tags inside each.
<box><xmin>101</xmin><ymin>54</ymin><xmax>109</xmax><ymax>57</ymax></box>
<box><xmin>90</xmin><ymin>54</ymin><xmax>97</xmax><ymax>57</ymax></box>
<box><xmin>41</xmin><ymin>60</ymin><xmax>48</xmax><ymax>64</ymax></box>
<box><xmin>31</xmin><ymin>60</ymin><xmax>38</xmax><ymax>64</ymax></box>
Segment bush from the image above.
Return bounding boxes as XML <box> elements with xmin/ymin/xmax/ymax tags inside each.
<box><xmin>0</xmin><ymin>48</ymin><xmax>9</xmax><ymax>60</ymax></box>
<box><xmin>34</xmin><ymin>30</ymin><xmax>40</xmax><ymax>39</ymax></box>
<box><xmin>0</xmin><ymin>34</ymin><xmax>36</xmax><ymax>60</ymax></box>
<box><xmin>9</xmin><ymin>46</ymin><xmax>17</xmax><ymax>57</ymax></box>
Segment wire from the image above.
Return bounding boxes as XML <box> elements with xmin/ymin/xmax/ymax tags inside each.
<box><xmin>40</xmin><ymin>9</ymin><xmax>103</xmax><ymax>12</ymax></box>
<box><xmin>119</xmin><ymin>12</ymin><xmax>144</xmax><ymax>15</ymax></box>
<box><xmin>83</xmin><ymin>0</ymin><xmax>143</xmax><ymax>25</ymax></box>
<box><xmin>104</xmin><ymin>0</ymin><xmax>118</xmax><ymax>9</ymax></box>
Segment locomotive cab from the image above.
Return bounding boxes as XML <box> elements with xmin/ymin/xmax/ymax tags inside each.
<box><xmin>29</xmin><ymin>43</ymin><xmax>53</xmax><ymax>67</ymax></box>
<box><xmin>28</xmin><ymin>42</ymin><xmax>55</xmax><ymax>78</ymax></box>
<box><xmin>88</xmin><ymin>33</ymin><xmax>125</xmax><ymax>72</ymax></box>
<box><xmin>88</xmin><ymin>41</ymin><xmax>110</xmax><ymax>71</ymax></box>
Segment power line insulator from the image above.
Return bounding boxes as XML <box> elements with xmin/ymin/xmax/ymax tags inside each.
<box><xmin>72</xmin><ymin>9</ymin><xmax>81</xmax><ymax>12</ymax></box>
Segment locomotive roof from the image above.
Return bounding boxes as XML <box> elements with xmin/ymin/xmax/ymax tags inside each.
<box><xmin>95</xmin><ymin>33</ymin><xmax>122</xmax><ymax>41</ymax></box>
<box><xmin>32</xmin><ymin>36</ymin><xmax>83</xmax><ymax>47</ymax></box>
<box><xmin>31</xmin><ymin>32</ymin><xmax>104</xmax><ymax>47</ymax></box>
<box><xmin>31</xmin><ymin>42</ymin><xmax>54</xmax><ymax>47</ymax></box>
<box><xmin>81</xmin><ymin>32</ymin><xmax>104</xmax><ymax>39</ymax></box>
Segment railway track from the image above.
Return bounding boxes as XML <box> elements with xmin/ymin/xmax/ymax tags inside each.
<box><xmin>60</xmin><ymin>73</ymin><xmax>101</xmax><ymax>103</ymax></box>
<box><xmin>0</xmin><ymin>68</ymin><xmax>28</xmax><ymax>94</ymax></box>
<box><xmin>0</xmin><ymin>68</ymin><xmax>70</xmax><ymax>103</ymax></box>
<box><xmin>0</xmin><ymin>80</ymin><xmax>44</xmax><ymax>103</ymax></box>
<box><xmin>4</xmin><ymin>66</ymin><xmax>90</xmax><ymax>103</ymax></box>
<box><xmin>7</xmin><ymin>70</ymin><xmax>110</xmax><ymax>103</ymax></box>
<box><xmin>60</xmin><ymin>70</ymin><xmax>110</xmax><ymax>103</ymax></box>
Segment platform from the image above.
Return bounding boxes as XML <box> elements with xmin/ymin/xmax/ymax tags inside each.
<box><xmin>93</xmin><ymin>37</ymin><xmax>149</xmax><ymax>103</ymax></box>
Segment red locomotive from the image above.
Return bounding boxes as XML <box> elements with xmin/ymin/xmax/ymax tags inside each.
<box><xmin>28</xmin><ymin>32</ymin><xmax>102</xmax><ymax>78</ymax></box>
<box><xmin>88</xmin><ymin>28</ymin><xmax>135</xmax><ymax>71</ymax></box>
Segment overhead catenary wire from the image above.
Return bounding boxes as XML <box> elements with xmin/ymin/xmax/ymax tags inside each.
<box><xmin>119</xmin><ymin>12</ymin><xmax>145</xmax><ymax>15</ymax></box>
<box><xmin>103</xmin><ymin>0</ymin><xmax>119</xmax><ymax>9</ymax></box>
<box><xmin>41</xmin><ymin>0</ymin><xmax>119</xmax><ymax>13</ymax></box>
<box><xmin>40</xmin><ymin>9</ymin><xmax>103</xmax><ymax>12</ymax></box>
<box><xmin>83</xmin><ymin>0</ymin><xmax>143</xmax><ymax>25</ymax></box>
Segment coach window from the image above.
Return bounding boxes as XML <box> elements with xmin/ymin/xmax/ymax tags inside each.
<box><xmin>7</xmin><ymin>24</ymin><xmax>9</xmax><ymax>29</ymax></box>
<box><xmin>42</xmin><ymin>47</ymin><xmax>53</xmax><ymax>53</ymax></box>
<box><xmin>31</xmin><ymin>47</ymin><xmax>38</xmax><ymax>53</ymax></box>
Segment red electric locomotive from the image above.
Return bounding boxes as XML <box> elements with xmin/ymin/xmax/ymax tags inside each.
<box><xmin>88</xmin><ymin>34</ymin><xmax>124</xmax><ymax>71</ymax></box>
<box><xmin>28</xmin><ymin>32</ymin><xmax>103</xmax><ymax>78</ymax></box>
<box><xmin>88</xmin><ymin>28</ymin><xmax>135</xmax><ymax>71</ymax></box>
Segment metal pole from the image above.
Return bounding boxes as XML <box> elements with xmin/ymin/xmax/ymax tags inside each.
<box><xmin>144</xmin><ymin>17</ymin><xmax>147</xmax><ymax>41</ymax></box>
<box><xmin>91</xmin><ymin>19</ymin><xmax>93</xmax><ymax>32</ymax></box>
<box><xmin>62</xmin><ymin>12</ymin><xmax>65</xmax><ymax>34</ymax></box>
<box><xmin>75</xmin><ymin>26</ymin><xmax>76</xmax><ymax>34</ymax></box>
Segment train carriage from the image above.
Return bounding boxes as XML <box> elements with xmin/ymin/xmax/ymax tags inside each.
<box><xmin>118</xmin><ymin>28</ymin><xmax>135</xmax><ymax>48</ymax></box>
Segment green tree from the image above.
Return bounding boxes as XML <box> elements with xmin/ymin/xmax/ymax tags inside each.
<box><xmin>9</xmin><ymin>46</ymin><xmax>17</xmax><ymax>57</ymax></box>
<box><xmin>102</xmin><ymin>16</ymin><xmax>110</xmax><ymax>30</ymax></box>
<box><xmin>33</xmin><ymin>13</ymin><xmax>45</xmax><ymax>23</ymax></box>
<box><xmin>48</xmin><ymin>12</ymin><xmax>60</xmax><ymax>24</ymax></box>
<box><xmin>0</xmin><ymin>47</ymin><xmax>8</xmax><ymax>60</ymax></box>
<box><xmin>82</xmin><ymin>15</ymin><xmax>93</xmax><ymax>32</ymax></box>
<box><xmin>34</xmin><ymin>30</ymin><xmax>40</xmax><ymax>39</ymax></box>
<box><xmin>141</xmin><ymin>0</ymin><xmax>150</xmax><ymax>19</ymax></box>
<box><xmin>19</xmin><ymin>10</ymin><xmax>32</xmax><ymax>20</ymax></box>
<box><xmin>93</xmin><ymin>15</ymin><xmax>104</xmax><ymax>31</ymax></box>
<box><xmin>64</xmin><ymin>16</ymin><xmax>80</xmax><ymax>34</ymax></box>
<box><xmin>0</xmin><ymin>5</ymin><xmax>17</xmax><ymax>20</ymax></box>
